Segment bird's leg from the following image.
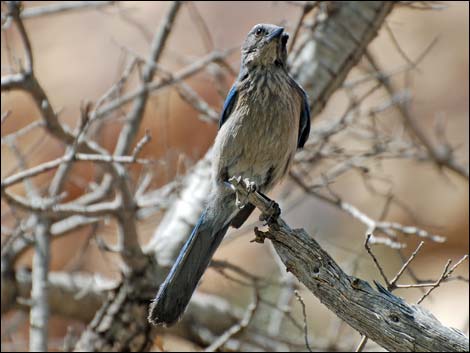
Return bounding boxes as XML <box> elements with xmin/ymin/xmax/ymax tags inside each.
<box><xmin>227</xmin><ymin>176</ymin><xmax>281</xmax><ymax>223</ymax></box>
<box><xmin>258</xmin><ymin>191</ymin><xmax>281</xmax><ymax>225</ymax></box>
<box><xmin>238</xmin><ymin>177</ymin><xmax>258</xmax><ymax>209</ymax></box>
<box><xmin>241</xmin><ymin>179</ymin><xmax>281</xmax><ymax>224</ymax></box>
<box><xmin>243</xmin><ymin>177</ymin><xmax>258</xmax><ymax>193</ymax></box>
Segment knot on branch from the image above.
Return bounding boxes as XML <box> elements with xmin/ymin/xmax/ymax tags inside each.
<box><xmin>251</xmin><ymin>226</ymin><xmax>269</xmax><ymax>244</ymax></box>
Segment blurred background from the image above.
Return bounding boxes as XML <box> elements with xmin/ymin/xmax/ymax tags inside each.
<box><xmin>1</xmin><ymin>1</ymin><xmax>468</xmax><ymax>351</ymax></box>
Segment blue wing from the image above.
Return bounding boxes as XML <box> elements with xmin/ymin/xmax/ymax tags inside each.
<box><xmin>297</xmin><ymin>89</ymin><xmax>311</xmax><ymax>149</ymax></box>
<box><xmin>218</xmin><ymin>84</ymin><xmax>238</xmax><ymax>130</ymax></box>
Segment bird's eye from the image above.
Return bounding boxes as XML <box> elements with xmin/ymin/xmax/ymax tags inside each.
<box><xmin>255</xmin><ymin>28</ymin><xmax>264</xmax><ymax>36</ymax></box>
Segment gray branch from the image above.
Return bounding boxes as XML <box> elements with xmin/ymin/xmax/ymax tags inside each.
<box><xmin>1</xmin><ymin>269</ymin><xmax>242</xmax><ymax>341</ymax></box>
<box><xmin>28</xmin><ymin>217</ymin><xmax>50</xmax><ymax>352</ymax></box>
<box><xmin>72</xmin><ymin>261</ymin><xmax>243</xmax><ymax>351</ymax></box>
<box><xmin>229</xmin><ymin>177</ymin><xmax>469</xmax><ymax>352</ymax></box>
<box><xmin>21</xmin><ymin>1</ymin><xmax>115</xmax><ymax>19</ymax></box>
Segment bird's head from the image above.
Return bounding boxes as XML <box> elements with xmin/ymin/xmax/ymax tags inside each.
<box><xmin>241</xmin><ymin>24</ymin><xmax>289</xmax><ymax>68</ymax></box>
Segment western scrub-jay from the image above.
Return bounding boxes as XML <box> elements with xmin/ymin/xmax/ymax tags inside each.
<box><xmin>149</xmin><ymin>23</ymin><xmax>311</xmax><ymax>326</ymax></box>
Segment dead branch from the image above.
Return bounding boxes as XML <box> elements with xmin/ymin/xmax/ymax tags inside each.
<box><xmin>229</xmin><ymin>177</ymin><xmax>469</xmax><ymax>352</ymax></box>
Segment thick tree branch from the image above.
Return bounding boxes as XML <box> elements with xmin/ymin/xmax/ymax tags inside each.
<box><xmin>1</xmin><ymin>268</ymin><xmax>243</xmax><ymax>349</ymax></box>
<box><xmin>229</xmin><ymin>177</ymin><xmax>469</xmax><ymax>352</ymax></box>
<box><xmin>290</xmin><ymin>1</ymin><xmax>395</xmax><ymax>116</ymax></box>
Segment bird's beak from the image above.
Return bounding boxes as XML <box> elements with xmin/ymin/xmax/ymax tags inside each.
<box><xmin>267</xmin><ymin>27</ymin><xmax>284</xmax><ymax>42</ymax></box>
<box><xmin>281</xmin><ymin>32</ymin><xmax>289</xmax><ymax>47</ymax></box>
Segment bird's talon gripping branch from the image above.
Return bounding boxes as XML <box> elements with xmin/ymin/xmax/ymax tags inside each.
<box><xmin>230</xmin><ymin>176</ymin><xmax>259</xmax><ymax>209</ymax></box>
<box><xmin>259</xmin><ymin>199</ymin><xmax>281</xmax><ymax>224</ymax></box>
<box><xmin>235</xmin><ymin>193</ymin><xmax>245</xmax><ymax>209</ymax></box>
<box><xmin>245</xmin><ymin>178</ymin><xmax>258</xmax><ymax>193</ymax></box>
<box><xmin>270</xmin><ymin>201</ymin><xmax>281</xmax><ymax>219</ymax></box>
<box><xmin>230</xmin><ymin>176</ymin><xmax>249</xmax><ymax>209</ymax></box>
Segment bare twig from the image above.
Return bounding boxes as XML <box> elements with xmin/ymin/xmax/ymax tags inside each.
<box><xmin>294</xmin><ymin>290</ymin><xmax>313</xmax><ymax>352</ymax></box>
<box><xmin>2</xmin><ymin>189</ymin><xmax>121</xmax><ymax>218</ymax></box>
<box><xmin>210</xmin><ymin>260</ymin><xmax>267</xmax><ymax>285</ymax></box>
<box><xmin>1</xmin><ymin>152</ymin><xmax>153</xmax><ymax>189</ymax></box>
<box><xmin>94</xmin><ymin>48</ymin><xmax>236</xmax><ymax>122</ymax></box>
<box><xmin>384</xmin><ymin>22</ymin><xmax>415</xmax><ymax>68</ymax></box>
<box><xmin>1</xmin><ymin>120</ymin><xmax>44</xmax><ymax>144</ymax></box>
<box><xmin>3</xmin><ymin>4</ymin><xmax>51</xmax><ymax>350</ymax></box>
<box><xmin>186</xmin><ymin>2</ymin><xmax>214</xmax><ymax>52</ymax></box>
<box><xmin>114</xmin><ymin>0</ymin><xmax>182</xmax><ymax>155</ymax></box>
<box><xmin>112</xmin><ymin>1</ymin><xmax>182</xmax><ymax>272</ymax></box>
<box><xmin>131</xmin><ymin>130</ymin><xmax>151</xmax><ymax>159</ymax></box>
<box><xmin>365</xmin><ymin>50</ymin><xmax>469</xmax><ymax>180</ymax></box>
<box><xmin>21</xmin><ymin>1</ymin><xmax>115</xmax><ymax>19</ymax></box>
<box><xmin>290</xmin><ymin>172</ymin><xmax>444</xmax><ymax>244</ymax></box>
<box><xmin>204</xmin><ymin>288</ymin><xmax>260</xmax><ymax>352</ymax></box>
<box><xmin>417</xmin><ymin>255</ymin><xmax>469</xmax><ymax>304</ymax></box>
<box><xmin>1</xmin><ymin>110</ymin><xmax>12</xmax><ymax>124</ymax></box>
<box><xmin>28</xmin><ymin>218</ymin><xmax>50</xmax><ymax>352</ymax></box>
<box><xmin>288</xmin><ymin>1</ymin><xmax>318</xmax><ymax>53</ymax></box>
<box><xmin>364</xmin><ymin>234</ymin><xmax>391</xmax><ymax>286</ymax></box>
<box><xmin>355</xmin><ymin>335</ymin><xmax>368</xmax><ymax>352</ymax></box>
<box><xmin>174</xmin><ymin>82</ymin><xmax>219</xmax><ymax>122</ymax></box>
<box><xmin>398</xmin><ymin>1</ymin><xmax>448</xmax><ymax>11</ymax></box>
<box><xmin>389</xmin><ymin>241</ymin><xmax>424</xmax><ymax>290</ymax></box>
<box><xmin>7</xmin><ymin>1</ymin><xmax>33</xmax><ymax>72</ymax></box>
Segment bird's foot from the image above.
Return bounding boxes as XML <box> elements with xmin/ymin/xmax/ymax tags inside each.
<box><xmin>228</xmin><ymin>176</ymin><xmax>281</xmax><ymax>222</ymax></box>
<box><xmin>259</xmin><ymin>195</ymin><xmax>281</xmax><ymax>225</ymax></box>
<box><xmin>229</xmin><ymin>176</ymin><xmax>258</xmax><ymax>209</ymax></box>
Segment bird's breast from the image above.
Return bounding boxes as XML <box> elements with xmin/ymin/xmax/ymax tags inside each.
<box><xmin>213</xmin><ymin>69</ymin><xmax>301</xmax><ymax>190</ymax></box>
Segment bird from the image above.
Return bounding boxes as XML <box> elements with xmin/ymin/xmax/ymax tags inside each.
<box><xmin>149</xmin><ymin>23</ymin><xmax>311</xmax><ymax>326</ymax></box>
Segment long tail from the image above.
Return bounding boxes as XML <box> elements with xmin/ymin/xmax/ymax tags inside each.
<box><xmin>149</xmin><ymin>193</ymin><xmax>236</xmax><ymax>326</ymax></box>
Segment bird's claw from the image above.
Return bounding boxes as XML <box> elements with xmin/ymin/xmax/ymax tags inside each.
<box><xmin>245</xmin><ymin>179</ymin><xmax>257</xmax><ymax>193</ymax></box>
<box><xmin>230</xmin><ymin>176</ymin><xmax>258</xmax><ymax>209</ymax></box>
<box><xmin>259</xmin><ymin>199</ymin><xmax>281</xmax><ymax>225</ymax></box>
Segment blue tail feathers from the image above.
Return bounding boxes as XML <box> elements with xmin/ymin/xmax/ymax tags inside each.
<box><xmin>148</xmin><ymin>208</ymin><xmax>232</xmax><ymax>325</ymax></box>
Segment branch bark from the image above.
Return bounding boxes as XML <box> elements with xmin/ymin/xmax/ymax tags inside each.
<box><xmin>229</xmin><ymin>178</ymin><xmax>469</xmax><ymax>352</ymax></box>
<box><xmin>72</xmin><ymin>262</ymin><xmax>243</xmax><ymax>352</ymax></box>
<box><xmin>1</xmin><ymin>269</ymin><xmax>241</xmax><ymax>339</ymax></box>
